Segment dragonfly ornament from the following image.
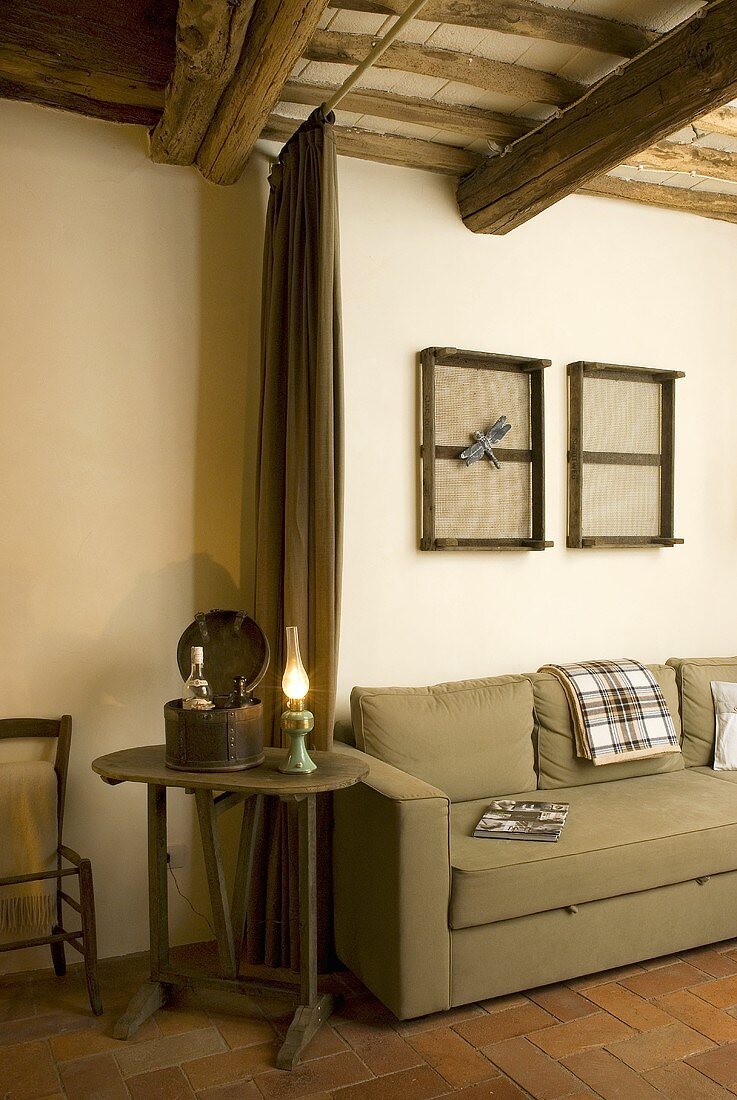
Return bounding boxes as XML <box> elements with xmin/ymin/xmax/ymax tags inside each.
<box><xmin>459</xmin><ymin>416</ymin><xmax>512</xmax><ymax>469</ymax></box>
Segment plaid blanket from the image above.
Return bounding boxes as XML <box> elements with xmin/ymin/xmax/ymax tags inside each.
<box><xmin>540</xmin><ymin>659</ymin><xmax>680</xmax><ymax>766</ymax></box>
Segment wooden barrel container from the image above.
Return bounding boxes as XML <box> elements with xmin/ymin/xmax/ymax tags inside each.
<box><xmin>164</xmin><ymin>609</ymin><xmax>270</xmax><ymax>772</ymax></box>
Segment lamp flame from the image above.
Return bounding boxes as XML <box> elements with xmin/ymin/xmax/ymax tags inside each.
<box><xmin>282</xmin><ymin>626</ymin><xmax>309</xmax><ymax>705</ymax></box>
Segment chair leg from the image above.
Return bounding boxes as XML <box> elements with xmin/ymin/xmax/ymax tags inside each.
<box><xmin>50</xmin><ymin>882</ymin><xmax>66</xmax><ymax>975</ymax></box>
<box><xmin>50</xmin><ymin>925</ymin><xmax>67</xmax><ymax>977</ymax></box>
<box><xmin>79</xmin><ymin>859</ymin><xmax>103</xmax><ymax>1016</ymax></box>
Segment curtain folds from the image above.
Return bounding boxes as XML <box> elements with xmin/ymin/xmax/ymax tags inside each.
<box><xmin>246</xmin><ymin>110</ymin><xmax>344</xmax><ymax>969</ymax></box>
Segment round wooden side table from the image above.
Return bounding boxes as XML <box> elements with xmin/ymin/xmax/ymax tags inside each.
<box><xmin>92</xmin><ymin>745</ymin><xmax>368</xmax><ymax>1070</ymax></box>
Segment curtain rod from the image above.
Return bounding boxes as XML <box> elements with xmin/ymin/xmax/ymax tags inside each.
<box><xmin>323</xmin><ymin>0</ymin><xmax>434</xmax><ymax>114</ymax></box>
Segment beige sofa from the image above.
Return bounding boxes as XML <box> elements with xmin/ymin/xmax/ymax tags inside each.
<box><xmin>333</xmin><ymin>657</ymin><xmax>737</xmax><ymax>1020</ymax></box>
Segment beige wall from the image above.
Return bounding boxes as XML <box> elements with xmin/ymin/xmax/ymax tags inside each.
<box><xmin>3</xmin><ymin>99</ymin><xmax>737</xmax><ymax>968</ymax></box>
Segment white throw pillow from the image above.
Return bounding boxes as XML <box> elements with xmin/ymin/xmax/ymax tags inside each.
<box><xmin>711</xmin><ymin>680</ymin><xmax>737</xmax><ymax>770</ymax></box>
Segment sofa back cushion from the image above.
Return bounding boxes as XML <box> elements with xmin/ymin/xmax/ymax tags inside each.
<box><xmin>534</xmin><ymin>664</ymin><xmax>684</xmax><ymax>788</ymax></box>
<box><xmin>350</xmin><ymin>675</ymin><xmax>536</xmax><ymax>803</ymax></box>
<box><xmin>667</xmin><ymin>657</ymin><xmax>737</xmax><ymax>767</ymax></box>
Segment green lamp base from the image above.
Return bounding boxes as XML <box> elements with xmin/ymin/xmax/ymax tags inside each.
<box><xmin>279</xmin><ymin>708</ymin><xmax>317</xmax><ymax>774</ymax></box>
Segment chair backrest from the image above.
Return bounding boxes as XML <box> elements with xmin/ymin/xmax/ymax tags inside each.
<box><xmin>0</xmin><ymin>717</ymin><xmax>72</xmax><ymax>841</ymax></box>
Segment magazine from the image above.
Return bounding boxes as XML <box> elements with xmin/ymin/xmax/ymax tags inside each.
<box><xmin>473</xmin><ymin>799</ymin><xmax>569</xmax><ymax>843</ymax></box>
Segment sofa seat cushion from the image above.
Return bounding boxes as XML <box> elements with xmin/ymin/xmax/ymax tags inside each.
<box><xmin>350</xmin><ymin>675</ymin><xmax>536</xmax><ymax>803</ymax></box>
<box><xmin>449</xmin><ymin>770</ymin><xmax>737</xmax><ymax>930</ymax></box>
<box><xmin>533</xmin><ymin>665</ymin><xmax>684</xmax><ymax>789</ymax></box>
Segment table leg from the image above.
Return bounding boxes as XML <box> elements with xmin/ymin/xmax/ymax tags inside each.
<box><xmin>196</xmin><ymin>790</ymin><xmax>237</xmax><ymax>978</ymax></box>
<box><xmin>114</xmin><ymin>784</ymin><xmax>175</xmax><ymax>1040</ymax></box>
<box><xmin>232</xmin><ymin>794</ymin><xmax>263</xmax><ymax>973</ymax></box>
<box><xmin>276</xmin><ymin>794</ymin><xmax>334</xmax><ymax>1070</ymax></box>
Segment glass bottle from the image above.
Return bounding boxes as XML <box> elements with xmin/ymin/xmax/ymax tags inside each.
<box><xmin>182</xmin><ymin>646</ymin><xmax>214</xmax><ymax>710</ymax></box>
<box><xmin>229</xmin><ymin>676</ymin><xmax>251</xmax><ymax>708</ymax></box>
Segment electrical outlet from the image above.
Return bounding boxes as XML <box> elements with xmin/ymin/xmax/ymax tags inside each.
<box><xmin>167</xmin><ymin>844</ymin><xmax>186</xmax><ymax>869</ymax></box>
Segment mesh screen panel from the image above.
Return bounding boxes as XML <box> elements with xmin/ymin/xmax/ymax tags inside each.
<box><xmin>434</xmin><ymin>366</ymin><xmax>531</xmax><ymax>449</ymax></box>
<box><xmin>583</xmin><ymin>377</ymin><xmax>661</xmax><ymax>454</ymax></box>
<box><xmin>582</xmin><ymin>464</ymin><xmax>661</xmax><ymax>537</ymax></box>
<box><xmin>435</xmin><ymin>459</ymin><xmax>531</xmax><ymax>540</ymax></box>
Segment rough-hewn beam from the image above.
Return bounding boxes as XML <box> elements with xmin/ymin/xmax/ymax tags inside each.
<box><xmin>458</xmin><ymin>0</ymin><xmax>737</xmax><ymax>234</ymax></box>
<box><xmin>328</xmin><ymin>0</ymin><xmax>656</xmax><ymax>58</ymax></box>
<box><xmin>280</xmin><ymin>81</ymin><xmax>534</xmax><ymax>142</ymax></box>
<box><xmin>262</xmin><ymin>113</ymin><xmax>484</xmax><ymax>173</ymax></box>
<box><xmin>150</xmin><ymin>0</ymin><xmax>256</xmax><ymax>164</ymax></box>
<box><xmin>624</xmin><ymin>140</ymin><xmax>737</xmax><ymax>185</ymax></box>
<box><xmin>695</xmin><ymin>104</ymin><xmax>737</xmax><ymax>138</ymax></box>
<box><xmin>580</xmin><ymin>175</ymin><xmax>737</xmax><ymax>226</ymax></box>
<box><xmin>0</xmin><ymin>0</ymin><xmax>176</xmax><ymax>125</ymax></box>
<box><xmin>196</xmin><ymin>0</ymin><xmax>331</xmax><ymax>183</ymax></box>
<box><xmin>305</xmin><ymin>30</ymin><xmax>584</xmax><ymax>106</ymax></box>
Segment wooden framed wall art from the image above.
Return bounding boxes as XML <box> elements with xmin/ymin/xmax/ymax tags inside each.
<box><xmin>420</xmin><ymin>347</ymin><xmax>551</xmax><ymax>552</ymax></box>
<box><xmin>567</xmin><ymin>361</ymin><xmax>684</xmax><ymax>549</ymax></box>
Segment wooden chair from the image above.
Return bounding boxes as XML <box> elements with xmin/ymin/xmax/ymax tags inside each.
<box><xmin>0</xmin><ymin>716</ymin><xmax>102</xmax><ymax>1015</ymax></box>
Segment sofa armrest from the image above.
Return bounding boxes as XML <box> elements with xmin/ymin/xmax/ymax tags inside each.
<box><xmin>332</xmin><ymin>743</ymin><xmax>451</xmax><ymax>1020</ymax></box>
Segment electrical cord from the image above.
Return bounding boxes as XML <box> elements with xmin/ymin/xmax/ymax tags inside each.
<box><xmin>167</xmin><ymin>862</ymin><xmax>216</xmax><ymax>939</ymax></box>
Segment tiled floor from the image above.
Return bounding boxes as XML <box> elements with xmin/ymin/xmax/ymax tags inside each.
<box><xmin>7</xmin><ymin>943</ymin><xmax>737</xmax><ymax>1099</ymax></box>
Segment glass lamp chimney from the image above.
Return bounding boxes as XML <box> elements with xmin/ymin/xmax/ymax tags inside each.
<box><xmin>282</xmin><ymin>626</ymin><xmax>309</xmax><ymax>706</ymax></box>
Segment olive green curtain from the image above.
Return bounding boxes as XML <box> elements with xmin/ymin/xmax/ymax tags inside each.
<box><xmin>246</xmin><ymin>110</ymin><xmax>343</xmax><ymax>969</ymax></box>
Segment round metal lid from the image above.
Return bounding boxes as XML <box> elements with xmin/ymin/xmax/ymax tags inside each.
<box><xmin>176</xmin><ymin>610</ymin><xmax>270</xmax><ymax>697</ymax></box>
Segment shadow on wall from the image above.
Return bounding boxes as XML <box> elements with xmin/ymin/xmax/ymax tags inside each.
<box><xmin>194</xmin><ymin>153</ymin><xmax>270</xmax><ymax>618</ymax></box>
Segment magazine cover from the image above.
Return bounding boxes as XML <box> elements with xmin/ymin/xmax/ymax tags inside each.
<box><xmin>474</xmin><ymin>799</ymin><xmax>570</xmax><ymax>842</ymax></box>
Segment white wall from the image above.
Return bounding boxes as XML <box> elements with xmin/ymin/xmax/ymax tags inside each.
<box><xmin>2</xmin><ymin>99</ymin><xmax>737</xmax><ymax>967</ymax></box>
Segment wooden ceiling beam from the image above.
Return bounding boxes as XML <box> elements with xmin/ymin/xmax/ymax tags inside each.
<box><xmin>150</xmin><ymin>0</ymin><xmax>256</xmax><ymax>165</ymax></box>
<box><xmin>695</xmin><ymin>104</ymin><xmax>737</xmax><ymax>138</ymax></box>
<box><xmin>580</xmin><ymin>174</ymin><xmax>737</xmax><ymax>225</ymax></box>
<box><xmin>327</xmin><ymin>0</ymin><xmax>657</xmax><ymax>58</ymax></box>
<box><xmin>623</xmin><ymin>140</ymin><xmax>737</xmax><ymax>186</ymax></box>
<box><xmin>280</xmin><ymin>80</ymin><xmax>534</xmax><ymax>141</ymax></box>
<box><xmin>0</xmin><ymin>0</ymin><xmax>176</xmax><ymax>126</ymax></box>
<box><xmin>262</xmin><ymin>112</ymin><xmax>484</xmax><ymax>172</ymax></box>
<box><xmin>196</xmin><ymin>0</ymin><xmax>332</xmax><ymax>184</ymax></box>
<box><xmin>304</xmin><ymin>30</ymin><xmax>584</xmax><ymax>106</ymax></box>
<box><xmin>457</xmin><ymin>0</ymin><xmax>737</xmax><ymax>234</ymax></box>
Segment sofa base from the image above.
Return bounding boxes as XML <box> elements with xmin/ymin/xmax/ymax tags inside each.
<box><xmin>451</xmin><ymin>869</ymin><xmax>737</xmax><ymax>1007</ymax></box>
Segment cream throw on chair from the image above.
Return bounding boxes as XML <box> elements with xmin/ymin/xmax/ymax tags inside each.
<box><xmin>0</xmin><ymin>760</ymin><xmax>57</xmax><ymax>932</ymax></box>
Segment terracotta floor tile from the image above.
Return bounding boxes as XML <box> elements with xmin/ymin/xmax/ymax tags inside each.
<box><xmin>448</xmin><ymin>1079</ymin><xmax>528</xmax><ymax>1100</ymax></box>
<box><xmin>639</xmin><ymin>955</ymin><xmax>680</xmax><ymax>970</ymax></box>
<box><xmin>621</xmin><ymin>962</ymin><xmax>709</xmax><ymax>1000</ymax></box>
<box><xmin>407</xmin><ymin>1026</ymin><xmax>498</xmax><ymax>1088</ymax></box>
<box><xmin>607</xmin><ymin>1020</ymin><xmax>714</xmax><ymax>1071</ymax></box>
<box><xmin>688</xmin><ymin>1042</ymin><xmax>737</xmax><ymax>1088</ymax></box>
<box><xmin>0</xmin><ymin>985</ymin><xmax>35</xmax><ymax>1024</ymax></box>
<box><xmin>695</xmin><ymin>977</ymin><xmax>737</xmax><ymax>1009</ymax></box>
<box><xmin>49</xmin><ymin>1026</ymin><xmax>122</xmax><ymax>1062</ymax></box>
<box><xmin>155</xmin><ymin>1008</ymin><xmax>213</xmax><ymax>1038</ymax></box>
<box><xmin>0</xmin><ymin>1012</ymin><xmax>95</xmax><ymax>1048</ymax></box>
<box><xmin>297</xmin><ymin>1026</ymin><xmax>350</xmax><ymax>1063</ymax></box>
<box><xmin>483</xmin><ymin>1036</ymin><xmax>579</xmax><ymax>1098</ymax></box>
<box><xmin>0</xmin><ymin>1038</ymin><xmax>60</xmax><ymax>1100</ymax></box>
<box><xmin>182</xmin><ymin>1042</ymin><xmax>276</xmax><ymax>1091</ymax></box>
<box><xmin>561</xmin><ymin>1047</ymin><xmax>662</xmax><ymax>1099</ymax></box>
<box><xmin>342</xmin><ymin>1029</ymin><xmax>422</xmax><ymax>1075</ymax></box>
<box><xmin>253</xmin><ymin>1049</ymin><xmax>372</xmax><ymax>1098</ymax></box>
<box><xmin>395</xmin><ymin>1005</ymin><xmax>483</xmax><ymax>1037</ymax></box>
<box><xmin>455</xmin><ymin>1003</ymin><xmax>557</xmax><ymax>1047</ymax></box>
<box><xmin>195</xmin><ymin>1082</ymin><xmax>262</xmax><ymax>1099</ymax></box>
<box><xmin>527</xmin><ymin>985</ymin><xmax>598</xmax><ymax>1022</ymax></box>
<box><xmin>567</xmin><ymin>965</ymin><xmax>645</xmax><ymax>991</ymax></box>
<box><xmin>528</xmin><ymin>1012</ymin><xmax>634</xmax><ymax>1059</ymax></box>
<box><xmin>115</xmin><ymin>1027</ymin><xmax>226</xmax><ymax>1079</ymax></box>
<box><xmin>327</xmin><ymin>1064</ymin><xmax>448</xmax><ymax>1100</ymax></box>
<box><xmin>657</xmin><ymin>989</ymin><xmax>737</xmax><ymax>1043</ymax></box>
<box><xmin>58</xmin><ymin>1052</ymin><xmax>128</xmax><ymax>1100</ymax></box>
<box><xmin>679</xmin><ymin>950</ymin><xmax>737</xmax><ymax>978</ymax></box>
<box><xmin>582</xmin><ymin>983</ymin><xmax>672</xmax><ymax>1031</ymax></box>
<box><xmin>195</xmin><ymin>1081</ymin><xmax>262</xmax><ymax>1100</ymax></box>
<box><xmin>209</xmin><ymin>1012</ymin><xmax>277</xmax><ymax>1050</ymax></box>
<box><xmin>644</xmin><ymin>1060</ymin><xmax>735</xmax><ymax>1099</ymax></box>
<box><xmin>127</xmin><ymin>1065</ymin><xmax>195</xmax><ymax>1099</ymax></box>
<box><xmin>479</xmin><ymin>994</ymin><xmax>530</xmax><ymax>1014</ymax></box>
